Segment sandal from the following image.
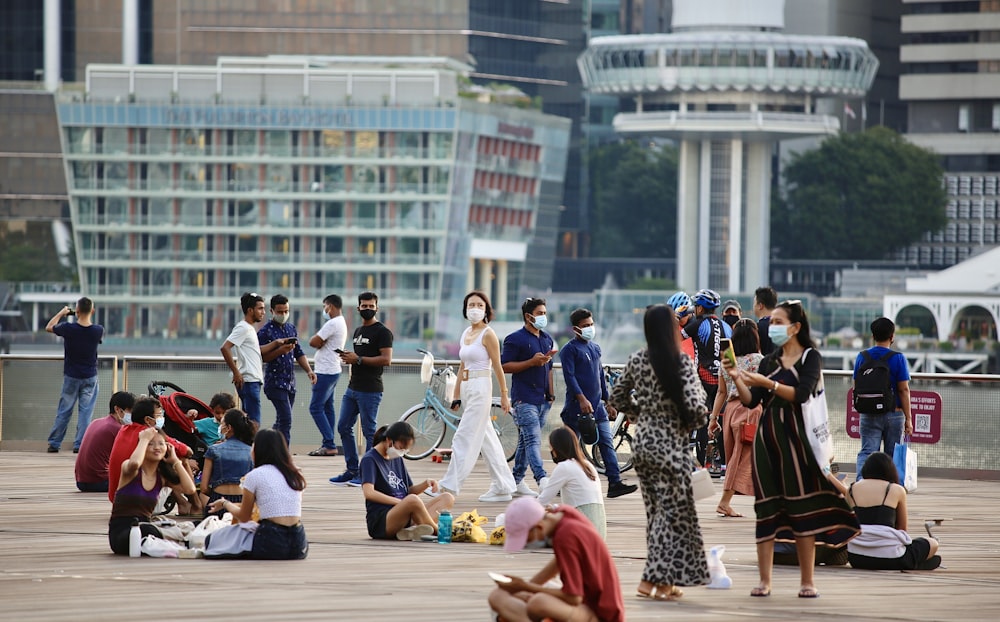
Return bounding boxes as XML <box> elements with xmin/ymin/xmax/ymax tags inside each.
<box><xmin>308</xmin><ymin>447</ymin><xmax>338</xmax><ymax>456</ymax></box>
<box><xmin>798</xmin><ymin>586</ymin><xmax>820</xmax><ymax>598</ymax></box>
<box><xmin>750</xmin><ymin>585</ymin><xmax>771</xmax><ymax>597</ymax></box>
<box><xmin>716</xmin><ymin>506</ymin><xmax>743</xmax><ymax>518</ymax></box>
<box><xmin>636</xmin><ymin>584</ymin><xmax>683</xmax><ymax>601</ymax></box>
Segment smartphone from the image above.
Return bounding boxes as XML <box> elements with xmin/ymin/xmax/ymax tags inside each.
<box><xmin>720</xmin><ymin>338</ymin><xmax>737</xmax><ymax>367</ymax></box>
<box><xmin>488</xmin><ymin>572</ymin><xmax>512</xmax><ymax>584</ymax></box>
<box><xmin>285</xmin><ymin>338</ymin><xmax>298</xmax><ymax>345</ymax></box>
<box><xmin>334</xmin><ymin>348</ymin><xmax>346</xmax><ymax>354</ymax></box>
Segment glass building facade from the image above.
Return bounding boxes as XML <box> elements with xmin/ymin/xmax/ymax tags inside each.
<box><xmin>55</xmin><ymin>58</ymin><xmax>570</xmax><ymax>343</ymax></box>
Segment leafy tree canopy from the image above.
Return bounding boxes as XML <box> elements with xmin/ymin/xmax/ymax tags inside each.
<box><xmin>588</xmin><ymin>140</ymin><xmax>678</xmax><ymax>258</ymax></box>
<box><xmin>772</xmin><ymin>126</ymin><xmax>948</xmax><ymax>260</ymax></box>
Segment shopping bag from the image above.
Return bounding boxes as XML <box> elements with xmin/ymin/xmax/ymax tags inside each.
<box><xmin>893</xmin><ymin>437</ymin><xmax>918</xmax><ymax>493</ymax></box>
<box><xmin>204</xmin><ymin>522</ymin><xmax>257</xmax><ymax>558</ymax></box>
<box><xmin>691</xmin><ymin>468</ymin><xmax>715</xmax><ymax>501</ymax></box>
<box><xmin>797</xmin><ymin>349</ymin><xmax>834</xmax><ymax>467</ymax></box>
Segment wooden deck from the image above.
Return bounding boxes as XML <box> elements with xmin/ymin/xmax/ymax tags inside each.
<box><xmin>1</xmin><ymin>450</ymin><xmax>999</xmax><ymax>621</ymax></box>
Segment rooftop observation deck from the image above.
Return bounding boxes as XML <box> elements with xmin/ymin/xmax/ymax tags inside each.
<box><xmin>1</xmin><ymin>452</ymin><xmax>998</xmax><ymax>621</ymax></box>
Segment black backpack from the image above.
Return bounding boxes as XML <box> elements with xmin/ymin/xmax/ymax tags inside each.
<box><xmin>853</xmin><ymin>350</ymin><xmax>896</xmax><ymax>414</ymax></box>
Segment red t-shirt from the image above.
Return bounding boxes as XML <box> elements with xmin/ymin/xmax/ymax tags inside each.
<box><xmin>74</xmin><ymin>414</ymin><xmax>122</xmax><ymax>484</ymax></box>
<box><xmin>107</xmin><ymin>424</ymin><xmax>190</xmax><ymax>502</ymax></box>
<box><xmin>551</xmin><ymin>505</ymin><xmax>625</xmax><ymax>622</ymax></box>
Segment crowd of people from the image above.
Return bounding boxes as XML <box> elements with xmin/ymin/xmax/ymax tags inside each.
<box><xmin>45</xmin><ymin>285</ymin><xmax>940</xmax><ymax>616</ymax></box>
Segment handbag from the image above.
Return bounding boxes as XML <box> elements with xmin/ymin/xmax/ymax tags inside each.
<box><xmin>740</xmin><ymin>408</ymin><xmax>759</xmax><ymax>445</ymax></box>
<box><xmin>893</xmin><ymin>435</ymin><xmax>918</xmax><ymax>493</ymax></box>
<box><xmin>794</xmin><ymin>349</ymin><xmax>835</xmax><ymax>467</ymax></box>
<box><xmin>204</xmin><ymin>522</ymin><xmax>257</xmax><ymax>558</ymax></box>
<box><xmin>691</xmin><ymin>467</ymin><xmax>715</xmax><ymax>501</ymax></box>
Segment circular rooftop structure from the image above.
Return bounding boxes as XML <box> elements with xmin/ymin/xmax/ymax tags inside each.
<box><xmin>578</xmin><ymin>33</ymin><xmax>879</xmax><ymax>97</ymax></box>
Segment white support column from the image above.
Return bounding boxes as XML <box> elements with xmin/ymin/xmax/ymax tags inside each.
<box><xmin>698</xmin><ymin>140</ymin><xmax>712</xmax><ymax>288</ymax></box>
<box><xmin>467</xmin><ymin>259</ymin><xmax>476</xmax><ymax>295</ymax></box>
<box><xmin>495</xmin><ymin>260</ymin><xmax>508</xmax><ymax>313</ymax></box>
<box><xmin>33</xmin><ymin>302</ymin><xmax>41</xmax><ymax>332</ymax></box>
<box><xmin>728</xmin><ymin>138</ymin><xmax>744</xmax><ymax>293</ymax></box>
<box><xmin>44</xmin><ymin>0</ymin><xmax>61</xmax><ymax>91</ymax></box>
<box><xmin>676</xmin><ymin>139</ymin><xmax>701</xmax><ymax>291</ymax></box>
<box><xmin>478</xmin><ymin>259</ymin><xmax>494</xmax><ymax>303</ymax></box>
<box><xmin>744</xmin><ymin>141</ymin><xmax>773</xmax><ymax>289</ymax></box>
<box><xmin>122</xmin><ymin>0</ymin><xmax>140</xmax><ymax>65</ymax></box>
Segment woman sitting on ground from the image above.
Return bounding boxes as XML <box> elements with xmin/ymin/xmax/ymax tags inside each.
<box><xmin>361</xmin><ymin>421</ymin><xmax>456</xmax><ymax>540</ymax></box>
<box><xmin>536</xmin><ymin>426</ymin><xmax>606</xmax><ymax>538</ymax></box>
<box><xmin>828</xmin><ymin>451</ymin><xmax>941</xmax><ymax>570</ymax></box>
<box><xmin>199</xmin><ymin>408</ymin><xmax>257</xmax><ymax>517</ymax></box>
<box><xmin>207</xmin><ymin>429</ymin><xmax>308</xmax><ymax>559</ymax></box>
<box><xmin>108</xmin><ymin>426</ymin><xmax>196</xmax><ymax>555</ymax></box>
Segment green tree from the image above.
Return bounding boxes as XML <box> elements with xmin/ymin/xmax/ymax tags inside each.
<box><xmin>588</xmin><ymin>140</ymin><xmax>678</xmax><ymax>258</ymax></box>
<box><xmin>772</xmin><ymin>126</ymin><xmax>947</xmax><ymax>260</ymax></box>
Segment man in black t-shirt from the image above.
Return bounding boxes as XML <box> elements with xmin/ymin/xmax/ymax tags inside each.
<box><xmin>753</xmin><ymin>286</ymin><xmax>777</xmax><ymax>356</ymax></box>
<box><xmin>330</xmin><ymin>292</ymin><xmax>394</xmax><ymax>486</ymax></box>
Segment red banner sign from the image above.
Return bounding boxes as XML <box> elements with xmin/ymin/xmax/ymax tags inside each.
<box><xmin>845</xmin><ymin>389</ymin><xmax>942</xmax><ymax>444</ymax></box>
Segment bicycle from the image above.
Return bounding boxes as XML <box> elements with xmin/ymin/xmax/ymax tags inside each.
<box><xmin>586</xmin><ymin>366</ymin><xmax>635</xmax><ymax>475</ymax></box>
<box><xmin>399</xmin><ymin>350</ymin><xmax>519</xmax><ymax>462</ymax></box>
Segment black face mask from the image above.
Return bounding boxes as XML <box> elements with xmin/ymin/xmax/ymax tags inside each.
<box><xmin>723</xmin><ymin>315</ymin><xmax>739</xmax><ymax>327</ymax></box>
<box><xmin>359</xmin><ymin>308</ymin><xmax>376</xmax><ymax>321</ymax></box>
<box><xmin>550</xmin><ymin>451</ymin><xmax>564</xmax><ymax>463</ymax></box>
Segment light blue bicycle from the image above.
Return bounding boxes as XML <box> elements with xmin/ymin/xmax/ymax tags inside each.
<box><xmin>400</xmin><ymin>350</ymin><xmax>519</xmax><ymax>462</ymax></box>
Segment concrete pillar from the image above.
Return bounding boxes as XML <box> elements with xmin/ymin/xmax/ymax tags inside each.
<box><xmin>743</xmin><ymin>141</ymin><xmax>773</xmax><ymax>290</ymax></box>
<box><xmin>123</xmin><ymin>0</ymin><xmax>140</xmax><ymax>65</ymax></box>
<box><xmin>467</xmin><ymin>258</ymin><xmax>476</xmax><ymax>295</ymax></box>
<box><xmin>676</xmin><ymin>140</ymin><xmax>701</xmax><ymax>292</ymax></box>
<box><xmin>32</xmin><ymin>302</ymin><xmax>40</xmax><ymax>332</ymax></box>
<box><xmin>44</xmin><ymin>0</ymin><xmax>60</xmax><ymax>91</ymax></box>
<box><xmin>478</xmin><ymin>259</ymin><xmax>494</xmax><ymax>303</ymax></box>
<box><xmin>728</xmin><ymin>138</ymin><xmax>743</xmax><ymax>293</ymax></box>
<box><xmin>495</xmin><ymin>260</ymin><xmax>508</xmax><ymax>313</ymax></box>
<box><xmin>697</xmin><ymin>140</ymin><xmax>712</xmax><ymax>288</ymax></box>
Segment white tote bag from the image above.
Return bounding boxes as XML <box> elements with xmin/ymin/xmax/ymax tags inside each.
<box><xmin>794</xmin><ymin>349</ymin><xmax>834</xmax><ymax>467</ymax></box>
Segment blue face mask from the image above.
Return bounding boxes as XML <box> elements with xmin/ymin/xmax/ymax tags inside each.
<box><xmin>578</xmin><ymin>325</ymin><xmax>596</xmax><ymax>341</ymax></box>
<box><xmin>530</xmin><ymin>314</ymin><xmax>548</xmax><ymax>330</ymax></box>
<box><xmin>121</xmin><ymin>411</ymin><xmax>132</xmax><ymax>425</ymax></box>
<box><xmin>154</xmin><ymin>416</ymin><xmax>165</xmax><ymax>430</ymax></box>
<box><xmin>768</xmin><ymin>324</ymin><xmax>791</xmax><ymax>347</ymax></box>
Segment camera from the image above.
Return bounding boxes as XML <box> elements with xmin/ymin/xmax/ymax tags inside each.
<box><xmin>66</xmin><ymin>306</ymin><xmax>76</xmax><ymax>316</ymax></box>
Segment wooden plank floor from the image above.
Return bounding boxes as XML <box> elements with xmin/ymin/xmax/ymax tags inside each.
<box><xmin>1</xmin><ymin>449</ymin><xmax>999</xmax><ymax>621</ymax></box>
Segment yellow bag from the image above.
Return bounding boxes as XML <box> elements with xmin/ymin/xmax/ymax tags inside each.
<box><xmin>452</xmin><ymin>519</ymin><xmax>488</xmax><ymax>543</ymax></box>
<box><xmin>489</xmin><ymin>525</ymin><xmax>506</xmax><ymax>546</ymax></box>
<box><xmin>455</xmin><ymin>508</ymin><xmax>488</xmax><ymax>526</ymax></box>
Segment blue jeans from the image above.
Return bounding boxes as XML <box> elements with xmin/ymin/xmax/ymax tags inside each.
<box><xmin>251</xmin><ymin>520</ymin><xmax>308</xmax><ymax>560</ymax></box>
<box><xmin>338</xmin><ymin>388</ymin><xmax>382</xmax><ymax>473</ymax></box>
<box><xmin>512</xmin><ymin>401</ymin><xmax>549</xmax><ymax>483</ymax></box>
<box><xmin>562</xmin><ymin>410</ymin><xmax>622</xmax><ymax>484</ymax></box>
<box><xmin>264</xmin><ymin>386</ymin><xmax>295</xmax><ymax>445</ymax></box>
<box><xmin>48</xmin><ymin>375</ymin><xmax>98</xmax><ymax>450</ymax></box>
<box><xmin>308</xmin><ymin>373</ymin><xmax>340</xmax><ymax>450</ymax></box>
<box><xmin>857</xmin><ymin>410</ymin><xmax>906</xmax><ymax>476</ymax></box>
<box><xmin>237</xmin><ymin>381</ymin><xmax>262</xmax><ymax>425</ymax></box>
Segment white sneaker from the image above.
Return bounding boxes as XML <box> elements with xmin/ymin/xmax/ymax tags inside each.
<box><xmin>513</xmin><ymin>480</ymin><xmax>538</xmax><ymax>497</ymax></box>
<box><xmin>538</xmin><ymin>477</ymin><xmax>550</xmax><ymax>491</ymax></box>
<box><xmin>478</xmin><ymin>488</ymin><xmax>513</xmax><ymax>503</ymax></box>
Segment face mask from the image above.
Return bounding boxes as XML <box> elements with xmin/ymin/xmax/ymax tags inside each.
<box><xmin>523</xmin><ymin>539</ymin><xmax>546</xmax><ymax>550</ymax></box>
<box><xmin>359</xmin><ymin>308</ymin><xmax>376</xmax><ymax>321</ymax></box>
<box><xmin>466</xmin><ymin>308</ymin><xmax>486</xmax><ymax>323</ymax></box>
<box><xmin>121</xmin><ymin>411</ymin><xmax>132</xmax><ymax>425</ymax></box>
<box><xmin>723</xmin><ymin>315</ymin><xmax>739</xmax><ymax>327</ymax></box>
<box><xmin>550</xmin><ymin>451</ymin><xmax>564</xmax><ymax>463</ymax></box>
<box><xmin>529</xmin><ymin>314</ymin><xmax>547</xmax><ymax>330</ymax></box>
<box><xmin>387</xmin><ymin>446</ymin><xmax>408</xmax><ymax>459</ymax></box>
<box><xmin>768</xmin><ymin>324</ymin><xmax>791</xmax><ymax>347</ymax></box>
<box><xmin>578</xmin><ymin>325</ymin><xmax>596</xmax><ymax>341</ymax></box>
<box><xmin>273</xmin><ymin>313</ymin><xmax>289</xmax><ymax>325</ymax></box>
<box><xmin>154</xmin><ymin>416</ymin><xmax>165</xmax><ymax>430</ymax></box>
<box><xmin>218</xmin><ymin>425</ymin><xmax>226</xmax><ymax>438</ymax></box>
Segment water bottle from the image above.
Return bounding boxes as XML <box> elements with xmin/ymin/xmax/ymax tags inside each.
<box><xmin>129</xmin><ymin>524</ymin><xmax>142</xmax><ymax>558</ymax></box>
<box><xmin>437</xmin><ymin>510</ymin><xmax>452</xmax><ymax>544</ymax></box>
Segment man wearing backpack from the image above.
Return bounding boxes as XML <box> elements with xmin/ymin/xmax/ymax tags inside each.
<box><xmin>853</xmin><ymin>317</ymin><xmax>913</xmax><ymax>477</ymax></box>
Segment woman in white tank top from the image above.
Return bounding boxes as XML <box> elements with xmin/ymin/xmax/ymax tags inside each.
<box><xmin>438</xmin><ymin>292</ymin><xmax>516</xmax><ymax>500</ymax></box>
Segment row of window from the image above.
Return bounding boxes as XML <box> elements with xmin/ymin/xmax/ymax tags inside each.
<box><xmin>901</xmin><ymin>244</ymin><xmax>980</xmax><ymax>266</ymax></box>
<box><xmin>946</xmin><ymin>175</ymin><xmax>1000</xmax><ymax>195</ymax></box>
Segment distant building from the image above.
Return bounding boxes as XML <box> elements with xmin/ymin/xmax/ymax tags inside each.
<box><xmin>54</xmin><ymin>57</ymin><xmax>570</xmax><ymax>341</ymax></box>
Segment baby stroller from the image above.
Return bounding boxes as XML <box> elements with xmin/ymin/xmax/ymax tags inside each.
<box><xmin>148</xmin><ymin>380</ymin><xmax>213</xmax><ymax>469</ymax></box>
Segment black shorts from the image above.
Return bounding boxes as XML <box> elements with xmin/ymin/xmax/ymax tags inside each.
<box><xmin>848</xmin><ymin>538</ymin><xmax>939</xmax><ymax>570</ymax></box>
<box><xmin>366</xmin><ymin>507</ymin><xmax>390</xmax><ymax>540</ymax></box>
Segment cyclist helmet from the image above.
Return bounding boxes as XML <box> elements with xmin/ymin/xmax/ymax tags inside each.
<box><xmin>667</xmin><ymin>291</ymin><xmax>691</xmax><ymax>312</ymax></box>
<box><xmin>692</xmin><ymin>289</ymin><xmax>721</xmax><ymax>310</ymax></box>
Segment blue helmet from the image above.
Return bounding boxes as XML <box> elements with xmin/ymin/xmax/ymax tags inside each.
<box><xmin>667</xmin><ymin>291</ymin><xmax>691</xmax><ymax>312</ymax></box>
<box><xmin>692</xmin><ymin>289</ymin><xmax>721</xmax><ymax>310</ymax></box>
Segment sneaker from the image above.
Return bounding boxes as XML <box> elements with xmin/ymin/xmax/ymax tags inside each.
<box><xmin>608</xmin><ymin>481</ymin><xmax>638</xmax><ymax>499</ymax></box>
<box><xmin>538</xmin><ymin>476</ymin><xmax>550</xmax><ymax>491</ymax></box>
<box><xmin>513</xmin><ymin>480</ymin><xmax>538</xmax><ymax>498</ymax></box>
<box><xmin>346</xmin><ymin>476</ymin><xmax>363</xmax><ymax>487</ymax></box>
<box><xmin>478</xmin><ymin>487</ymin><xmax>513</xmax><ymax>503</ymax></box>
<box><xmin>329</xmin><ymin>470</ymin><xmax>358</xmax><ymax>486</ymax></box>
<box><xmin>396</xmin><ymin>524</ymin><xmax>435</xmax><ymax>541</ymax></box>
<box><xmin>72</xmin><ymin>447</ymin><xmax>80</xmax><ymax>454</ymax></box>
<box><xmin>47</xmin><ymin>446</ymin><xmax>59</xmax><ymax>453</ymax></box>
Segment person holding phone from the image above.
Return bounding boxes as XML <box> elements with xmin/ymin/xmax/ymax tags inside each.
<box><xmin>500</xmin><ymin>297</ymin><xmax>556</xmax><ymax>500</ymax></box>
<box><xmin>307</xmin><ymin>294</ymin><xmax>347</xmax><ymax>457</ymax></box>
<box><xmin>257</xmin><ymin>294</ymin><xmax>317</xmax><ymax>446</ymax></box>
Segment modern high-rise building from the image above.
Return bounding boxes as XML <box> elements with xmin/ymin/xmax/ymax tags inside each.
<box><xmin>52</xmin><ymin>57</ymin><xmax>569</xmax><ymax>341</ymax></box>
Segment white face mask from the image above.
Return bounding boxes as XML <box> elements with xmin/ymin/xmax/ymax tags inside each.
<box><xmin>154</xmin><ymin>416</ymin><xmax>165</xmax><ymax>430</ymax></box>
<box><xmin>387</xmin><ymin>446</ymin><xmax>408</xmax><ymax>459</ymax></box>
<box><xmin>466</xmin><ymin>307</ymin><xmax>486</xmax><ymax>323</ymax></box>
<box><xmin>273</xmin><ymin>313</ymin><xmax>289</xmax><ymax>325</ymax></box>
<box><xmin>121</xmin><ymin>411</ymin><xmax>132</xmax><ymax>425</ymax></box>
<box><xmin>218</xmin><ymin>424</ymin><xmax>226</xmax><ymax>438</ymax></box>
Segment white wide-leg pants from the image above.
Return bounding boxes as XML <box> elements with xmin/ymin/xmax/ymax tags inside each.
<box><xmin>439</xmin><ymin>376</ymin><xmax>515</xmax><ymax>495</ymax></box>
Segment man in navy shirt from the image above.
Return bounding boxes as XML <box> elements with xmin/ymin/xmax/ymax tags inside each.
<box><xmin>559</xmin><ymin>309</ymin><xmax>637</xmax><ymax>498</ymax></box>
<box><xmin>258</xmin><ymin>294</ymin><xmax>317</xmax><ymax>446</ymax></box>
<box><xmin>500</xmin><ymin>297</ymin><xmax>555</xmax><ymax>500</ymax></box>
<box><xmin>46</xmin><ymin>298</ymin><xmax>104</xmax><ymax>453</ymax></box>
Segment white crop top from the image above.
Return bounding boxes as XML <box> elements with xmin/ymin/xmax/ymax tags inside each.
<box><xmin>459</xmin><ymin>326</ymin><xmax>492</xmax><ymax>372</ymax></box>
<box><xmin>242</xmin><ymin>464</ymin><xmax>302</xmax><ymax>519</ymax></box>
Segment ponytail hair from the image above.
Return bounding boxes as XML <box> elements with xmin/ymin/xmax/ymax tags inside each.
<box><xmin>223</xmin><ymin>408</ymin><xmax>257</xmax><ymax>445</ymax></box>
<box><xmin>374</xmin><ymin>421</ymin><xmax>415</xmax><ymax>445</ymax></box>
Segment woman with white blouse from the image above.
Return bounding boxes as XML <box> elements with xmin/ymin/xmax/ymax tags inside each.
<box><xmin>537</xmin><ymin>426</ymin><xmax>606</xmax><ymax>538</ymax></box>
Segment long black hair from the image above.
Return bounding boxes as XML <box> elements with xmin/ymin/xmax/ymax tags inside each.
<box><xmin>860</xmin><ymin>451</ymin><xmax>900</xmax><ymax>483</ymax></box>
<box><xmin>777</xmin><ymin>300</ymin><xmax>818</xmax><ymax>350</ymax></box>
<box><xmin>252</xmin><ymin>429</ymin><xmax>306</xmax><ymax>491</ymax></box>
<box><xmin>222</xmin><ymin>408</ymin><xmax>257</xmax><ymax>445</ymax></box>
<box><xmin>549</xmin><ymin>427</ymin><xmax>596</xmax><ymax>481</ymax></box>
<box><xmin>644</xmin><ymin>304</ymin><xmax>696</xmax><ymax>428</ymax></box>
<box><xmin>732</xmin><ymin>318</ymin><xmax>761</xmax><ymax>356</ymax></box>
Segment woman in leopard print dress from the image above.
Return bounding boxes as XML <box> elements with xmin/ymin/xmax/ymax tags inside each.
<box><xmin>609</xmin><ymin>304</ymin><xmax>710</xmax><ymax>601</ymax></box>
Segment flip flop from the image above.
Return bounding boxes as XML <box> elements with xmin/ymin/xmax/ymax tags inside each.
<box><xmin>750</xmin><ymin>586</ymin><xmax>771</xmax><ymax>597</ymax></box>
<box><xmin>798</xmin><ymin>587</ymin><xmax>820</xmax><ymax>598</ymax></box>
<box><xmin>636</xmin><ymin>585</ymin><xmax>683</xmax><ymax>601</ymax></box>
<box><xmin>308</xmin><ymin>447</ymin><xmax>338</xmax><ymax>456</ymax></box>
<box><xmin>716</xmin><ymin>506</ymin><xmax>743</xmax><ymax>518</ymax></box>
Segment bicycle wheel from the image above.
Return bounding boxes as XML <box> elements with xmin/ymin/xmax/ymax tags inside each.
<box><xmin>400</xmin><ymin>404</ymin><xmax>447</xmax><ymax>460</ymax></box>
<box><xmin>590</xmin><ymin>425</ymin><xmax>635</xmax><ymax>475</ymax></box>
<box><xmin>490</xmin><ymin>399</ymin><xmax>519</xmax><ymax>463</ymax></box>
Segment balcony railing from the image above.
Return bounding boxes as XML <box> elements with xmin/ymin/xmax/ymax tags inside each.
<box><xmin>65</xmin><ymin>143</ymin><xmax>455</xmax><ymax>161</ymax></box>
<box><xmin>77</xmin><ymin>248</ymin><xmax>443</xmax><ymax>266</ymax></box>
<box><xmin>69</xmin><ymin>178</ymin><xmax>452</xmax><ymax>196</ymax></box>
<box><xmin>73</xmin><ymin>213</ymin><xmax>448</xmax><ymax>231</ymax></box>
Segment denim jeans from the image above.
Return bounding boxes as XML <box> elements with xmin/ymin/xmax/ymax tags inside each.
<box><xmin>857</xmin><ymin>410</ymin><xmax>906</xmax><ymax>476</ymax></box>
<box><xmin>237</xmin><ymin>381</ymin><xmax>262</xmax><ymax>425</ymax></box>
<box><xmin>264</xmin><ymin>386</ymin><xmax>295</xmax><ymax>445</ymax></box>
<box><xmin>251</xmin><ymin>520</ymin><xmax>308</xmax><ymax>560</ymax></box>
<box><xmin>338</xmin><ymin>388</ymin><xmax>382</xmax><ymax>473</ymax></box>
<box><xmin>512</xmin><ymin>401</ymin><xmax>549</xmax><ymax>484</ymax></box>
<box><xmin>561</xmin><ymin>410</ymin><xmax>622</xmax><ymax>484</ymax></box>
<box><xmin>308</xmin><ymin>373</ymin><xmax>340</xmax><ymax>450</ymax></box>
<box><xmin>48</xmin><ymin>375</ymin><xmax>99</xmax><ymax>450</ymax></box>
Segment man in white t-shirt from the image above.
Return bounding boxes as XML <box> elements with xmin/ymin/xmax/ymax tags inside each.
<box><xmin>220</xmin><ymin>292</ymin><xmax>292</xmax><ymax>425</ymax></box>
<box><xmin>306</xmin><ymin>294</ymin><xmax>348</xmax><ymax>456</ymax></box>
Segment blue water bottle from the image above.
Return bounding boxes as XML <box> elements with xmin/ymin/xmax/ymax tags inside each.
<box><xmin>437</xmin><ymin>510</ymin><xmax>452</xmax><ymax>544</ymax></box>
